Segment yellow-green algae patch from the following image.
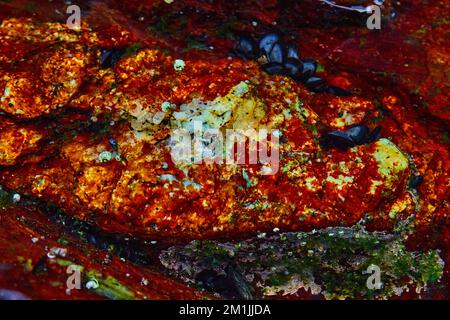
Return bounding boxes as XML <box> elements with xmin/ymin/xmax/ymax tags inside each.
<box><xmin>372</xmin><ymin>138</ymin><xmax>409</xmax><ymax>182</ymax></box>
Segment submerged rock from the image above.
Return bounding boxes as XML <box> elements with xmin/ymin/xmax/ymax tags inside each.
<box><xmin>160</xmin><ymin>225</ymin><xmax>444</xmax><ymax>299</ymax></box>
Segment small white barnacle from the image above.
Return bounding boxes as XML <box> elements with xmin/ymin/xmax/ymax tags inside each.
<box><xmin>12</xmin><ymin>193</ymin><xmax>21</xmax><ymax>203</ymax></box>
<box><xmin>85</xmin><ymin>279</ymin><xmax>99</xmax><ymax>290</ymax></box>
<box><xmin>153</xmin><ymin>111</ymin><xmax>166</xmax><ymax>124</ymax></box>
<box><xmin>232</xmin><ymin>81</ymin><xmax>249</xmax><ymax>96</ymax></box>
<box><xmin>47</xmin><ymin>247</ymin><xmax>67</xmax><ymax>259</ymax></box>
<box><xmin>173</xmin><ymin>59</ymin><xmax>186</xmax><ymax>71</ymax></box>
<box><xmin>272</xmin><ymin>129</ymin><xmax>282</xmax><ymax>138</ymax></box>
<box><xmin>1</xmin><ymin>86</ymin><xmax>11</xmax><ymax>101</ymax></box>
<box><xmin>141</xmin><ymin>278</ymin><xmax>149</xmax><ymax>286</ymax></box>
<box><xmin>69</xmin><ymin>79</ymin><xmax>77</xmax><ymax>88</ymax></box>
<box><xmin>257</xmin><ymin>232</ymin><xmax>267</xmax><ymax>239</ymax></box>
<box><xmin>161</xmin><ymin>101</ymin><xmax>174</xmax><ymax>112</ymax></box>
<box><xmin>98</xmin><ymin>151</ymin><xmax>112</xmax><ymax>163</ymax></box>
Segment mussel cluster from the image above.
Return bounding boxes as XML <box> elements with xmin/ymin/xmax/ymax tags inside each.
<box><xmin>320</xmin><ymin>124</ymin><xmax>382</xmax><ymax>150</ymax></box>
<box><xmin>232</xmin><ymin>33</ymin><xmax>350</xmax><ymax>96</ymax></box>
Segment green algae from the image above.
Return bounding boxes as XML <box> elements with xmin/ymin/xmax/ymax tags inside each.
<box><xmin>85</xmin><ymin>270</ymin><xmax>135</xmax><ymax>300</ymax></box>
<box><xmin>0</xmin><ymin>185</ymin><xmax>12</xmax><ymax>209</ymax></box>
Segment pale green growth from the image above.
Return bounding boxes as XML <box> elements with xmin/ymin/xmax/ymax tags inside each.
<box><xmin>173</xmin><ymin>59</ymin><xmax>186</xmax><ymax>71</ymax></box>
<box><xmin>98</xmin><ymin>151</ymin><xmax>112</xmax><ymax>163</ymax></box>
<box><xmin>161</xmin><ymin>101</ymin><xmax>174</xmax><ymax>112</ymax></box>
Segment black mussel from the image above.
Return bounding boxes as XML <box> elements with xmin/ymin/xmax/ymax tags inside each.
<box><xmin>283</xmin><ymin>57</ymin><xmax>304</xmax><ymax>79</ymax></box>
<box><xmin>304</xmin><ymin>76</ymin><xmax>326</xmax><ymax>90</ymax></box>
<box><xmin>320</xmin><ymin>130</ymin><xmax>356</xmax><ymax>150</ymax></box>
<box><xmin>285</xmin><ymin>43</ymin><xmax>300</xmax><ymax>60</ymax></box>
<box><xmin>100</xmin><ymin>48</ymin><xmax>126</xmax><ymax>69</ymax></box>
<box><xmin>310</xmin><ymin>85</ymin><xmax>351</xmax><ymax>97</ymax></box>
<box><xmin>262</xmin><ymin>62</ymin><xmax>286</xmax><ymax>75</ymax></box>
<box><xmin>258</xmin><ymin>32</ymin><xmax>281</xmax><ymax>55</ymax></box>
<box><xmin>233</xmin><ymin>35</ymin><xmax>258</xmax><ymax>60</ymax></box>
<box><xmin>301</xmin><ymin>58</ymin><xmax>318</xmax><ymax>79</ymax></box>
<box><xmin>267</xmin><ymin>41</ymin><xmax>284</xmax><ymax>64</ymax></box>
<box><xmin>309</xmin><ymin>85</ymin><xmax>330</xmax><ymax>94</ymax></box>
<box><xmin>321</xmin><ymin>125</ymin><xmax>381</xmax><ymax>150</ymax></box>
<box><xmin>345</xmin><ymin>125</ymin><xmax>369</xmax><ymax>144</ymax></box>
<box><xmin>322</xmin><ymin>86</ymin><xmax>352</xmax><ymax>96</ymax></box>
<box><xmin>365</xmin><ymin>125</ymin><xmax>382</xmax><ymax>143</ymax></box>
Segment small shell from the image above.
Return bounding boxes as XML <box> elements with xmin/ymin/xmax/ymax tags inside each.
<box><xmin>173</xmin><ymin>59</ymin><xmax>186</xmax><ymax>71</ymax></box>
<box><xmin>267</xmin><ymin>42</ymin><xmax>284</xmax><ymax>64</ymax></box>
<box><xmin>258</xmin><ymin>32</ymin><xmax>281</xmax><ymax>55</ymax></box>
<box><xmin>285</xmin><ymin>43</ymin><xmax>300</xmax><ymax>60</ymax></box>
<box><xmin>301</xmin><ymin>59</ymin><xmax>318</xmax><ymax>79</ymax></box>
<box><xmin>283</xmin><ymin>58</ymin><xmax>303</xmax><ymax>79</ymax></box>
<box><xmin>262</xmin><ymin>62</ymin><xmax>285</xmax><ymax>75</ymax></box>
<box><xmin>346</xmin><ymin>125</ymin><xmax>369</xmax><ymax>144</ymax></box>
<box><xmin>234</xmin><ymin>35</ymin><xmax>258</xmax><ymax>60</ymax></box>
<box><xmin>153</xmin><ymin>111</ymin><xmax>166</xmax><ymax>125</ymax></box>
<box><xmin>365</xmin><ymin>126</ymin><xmax>382</xmax><ymax>143</ymax></box>
<box><xmin>304</xmin><ymin>76</ymin><xmax>325</xmax><ymax>89</ymax></box>
<box><xmin>321</xmin><ymin>131</ymin><xmax>355</xmax><ymax>150</ymax></box>
<box><xmin>323</xmin><ymin>86</ymin><xmax>351</xmax><ymax>96</ymax></box>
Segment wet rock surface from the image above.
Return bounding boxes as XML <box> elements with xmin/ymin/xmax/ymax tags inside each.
<box><xmin>0</xmin><ymin>0</ymin><xmax>448</xmax><ymax>299</ymax></box>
